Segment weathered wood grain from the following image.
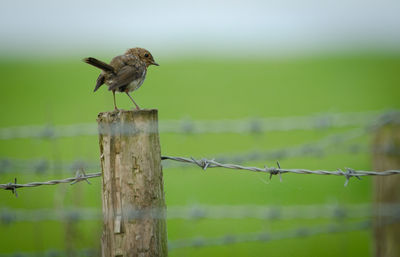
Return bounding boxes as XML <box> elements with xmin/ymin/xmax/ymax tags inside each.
<box><xmin>373</xmin><ymin>124</ymin><xmax>400</xmax><ymax>257</ymax></box>
<box><xmin>97</xmin><ymin>109</ymin><xmax>167</xmax><ymax>257</ymax></box>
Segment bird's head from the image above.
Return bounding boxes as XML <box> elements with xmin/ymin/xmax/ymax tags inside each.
<box><xmin>126</xmin><ymin>47</ymin><xmax>159</xmax><ymax>67</ymax></box>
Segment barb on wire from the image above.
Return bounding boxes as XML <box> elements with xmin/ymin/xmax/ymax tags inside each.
<box><xmin>341</xmin><ymin>168</ymin><xmax>362</xmax><ymax>186</ymax></box>
<box><xmin>0</xmin><ymin>110</ymin><xmax>398</xmax><ymax>140</ymax></box>
<box><xmin>191</xmin><ymin>157</ymin><xmax>213</xmax><ymax>170</ymax></box>
<box><xmin>269</xmin><ymin>161</ymin><xmax>283</xmax><ymax>182</ymax></box>
<box><xmin>0</xmin><ymin>128</ymin><xmax>370</xmax><ymax>175</ymax></box>
<box><xmin>161</xmin><ymin>156</ymin><xmax>400</xmax><ymax>186</ymax></box>
<box><xmin>0</xmin><ymin>172</ymin><xmax>101</xmax><ymax>196</ymax></box>
<box><xmin>4</xmin><ymin>178</ymin><xmax>18</xmax><ymax>197</ymax></box>
<box><xmin>1</xmin><ymin>154</ymin><xmax>400</xmax><ymax>194</ymax></box>
<box><xmin>70</xmin><ymin>169</ymin><xmax>91</xmax><ymax>185</ymax></box>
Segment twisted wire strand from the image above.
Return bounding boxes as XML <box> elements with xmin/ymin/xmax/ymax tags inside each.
<box><xmin>161</xmin><ymin>156</ymin><xmax>400</xmax><ymax>177</ymax></box>
<box><xmin>168</xmin><ymin>220</ymin><xmax>373</xmax><ymax>250</ymax></box>
<box><xmin>0</xmin><ymin>128</ymin><xmax>370</xmax><ymax>175</ymax></box>
<box><xmin>0</xmin><ymin>110</ymin><xmax>398</xmax><ymax>140</ymax></box>
<box><xmin>1</xmin><ymin>203</ymin><xmax>400</xmax><ymax>223</ymax></box>
<box><xmin>0</xmin><ymin>220</ymin><xmax>380</xmax><ymax>256</ymax></box>
<box><xmin>1</xmin><ymin>154</ymin><xmax>400</xmax><ymax>196</ymax></box>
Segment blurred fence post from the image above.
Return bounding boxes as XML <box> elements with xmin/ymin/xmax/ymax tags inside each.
<box><xmin>97</xmin><ymin>110</ymin><xmax>168</xmax><ymax>257</ymax></box>
<box><xmin>373</xmin><ymin>119</ymin><xmax>400</xmax><ymax>257</ymax></box>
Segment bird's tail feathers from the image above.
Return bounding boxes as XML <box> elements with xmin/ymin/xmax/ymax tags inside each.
<box><xmin>83</xmin><ymin>57</ymin><xmax>115</xmax><ymax>73</ymax></box>
<box><xmin>93</xmin><ymin>74</ymin><xmax>105</xmax><ymax>92</ymax></box>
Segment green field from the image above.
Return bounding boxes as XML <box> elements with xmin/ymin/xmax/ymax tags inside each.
<box><xmin>0</xmin><ymin>53</ymin><xmax>399</xmax><ymax>256</ymax></box>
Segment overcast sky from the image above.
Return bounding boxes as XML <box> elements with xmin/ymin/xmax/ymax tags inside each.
<box><xmin>0</xmin><ymin>0</ymin><xmax>399</xmax><ymax>57</ymax></box>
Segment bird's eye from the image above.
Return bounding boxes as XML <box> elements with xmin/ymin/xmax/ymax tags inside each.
<box><xmin>144</xmin><ymin>53</ymin><xmax>149</xmax><ymax>58</ymax></box>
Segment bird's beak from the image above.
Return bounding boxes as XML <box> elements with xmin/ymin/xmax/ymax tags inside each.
<box><xmin>152</xmin><ymin>61</ymin><xmax>160</xmax><ymax>66</ymax></box>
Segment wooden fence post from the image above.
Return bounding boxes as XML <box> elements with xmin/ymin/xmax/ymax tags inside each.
<box><xmin>373</xmin><ymin>122</ymin><xmax>400</xmax><ymax>257</ymax></box>
<box><xmin>97</xmin><ymin>109</ymin><xmax>168</xmax><ymax>257</ymax></box>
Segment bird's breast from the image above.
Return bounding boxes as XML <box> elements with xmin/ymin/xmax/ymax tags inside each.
<box><xmin>126</xmin><ymin>69</ymin><xmax>147</xmax><ymax>92</ymax></box>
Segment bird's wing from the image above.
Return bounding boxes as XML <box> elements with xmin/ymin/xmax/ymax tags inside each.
<box><xmin>108</xmin><ymin>59</ymin><xmax>145</xmax><ymax>91</ymax></box>
<box><xmin>109</xmin><ymin>55</ymin><xmax>127</xmax><ymax>70</ymax></box>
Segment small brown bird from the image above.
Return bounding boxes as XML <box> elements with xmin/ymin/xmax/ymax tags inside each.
<box><xmin>83</xmin><ymin>47</ymin><xmax>159</xmax><ymax>110</ymax></box>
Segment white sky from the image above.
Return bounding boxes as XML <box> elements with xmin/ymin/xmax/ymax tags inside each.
<box><xmin>0</xmin><ymin>0</ymin><xmax>399</xmax><ymax>57</ymax></box>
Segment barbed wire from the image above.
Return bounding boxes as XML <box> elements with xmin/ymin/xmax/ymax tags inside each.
<box><xmin>168</xmin><ymin>220</ymin><xmax>376</xmax><ymax>250</ymax></box>
<box><xmin>0</xmin><ymin>219</ymin><xmax>381</xmax><ymax>256</ymax></box>
<box><xmin>0</xmin><ymin>128</ymin><xmax>370</xmax><ymax>175</ymax></box>
<box><xmin>0</xmin><ymin>110</ymin><xmax>398</xmax><ymax>140</ymax></box>
<box><xmin>1</xmin><ymin>153</ymin><xmax>400</xmax><ymax>196</ymax></box>
<box><xmin>161</xmin><ymin>156</ymin><xmax>400</xmax><ymax>186</ymax></box>
<box><xmin>1</xmin><ymin>204</ymin><xmax>400</xmax><ymax>224</ymax></box>
<box><xmin>1</xmin><ymin>112</ymin><xmax>398</xmax><ymax>255</ymax></box>
<box><xmin>0</xmin><ymin>170</ymin><xmax>100</xmax><ymax>197</ymax></box>
<box><xmin>1</xmin><ymin>217</ymin><xmax>398</xmax><ymax>255</ymax></box>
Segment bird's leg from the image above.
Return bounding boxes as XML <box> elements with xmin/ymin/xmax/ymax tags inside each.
<box><xmin>113</xmin><ymin>91</ymin><xmax>119</xmax><ymax>111</ymax></box>
<box><xmin>126</xmin><ymin>92</ymin><xmax>140</xmax><ymax>110</ymax></box>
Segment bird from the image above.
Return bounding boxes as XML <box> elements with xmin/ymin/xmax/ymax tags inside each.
<box><xmin>83</xmin><ymin>47</ymin><xmax>159</xmax><ymax>110</ymax></box>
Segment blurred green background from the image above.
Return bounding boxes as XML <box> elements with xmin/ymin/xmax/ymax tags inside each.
<box><xmin>1</xmin><ymin>0</ymin><xmax>400</xmax><ymax>256</ymax></box>
<box><xmin>1</xmin><ymin>54</ymin><xmax>399</xmax><ymax>256</ymax></box>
